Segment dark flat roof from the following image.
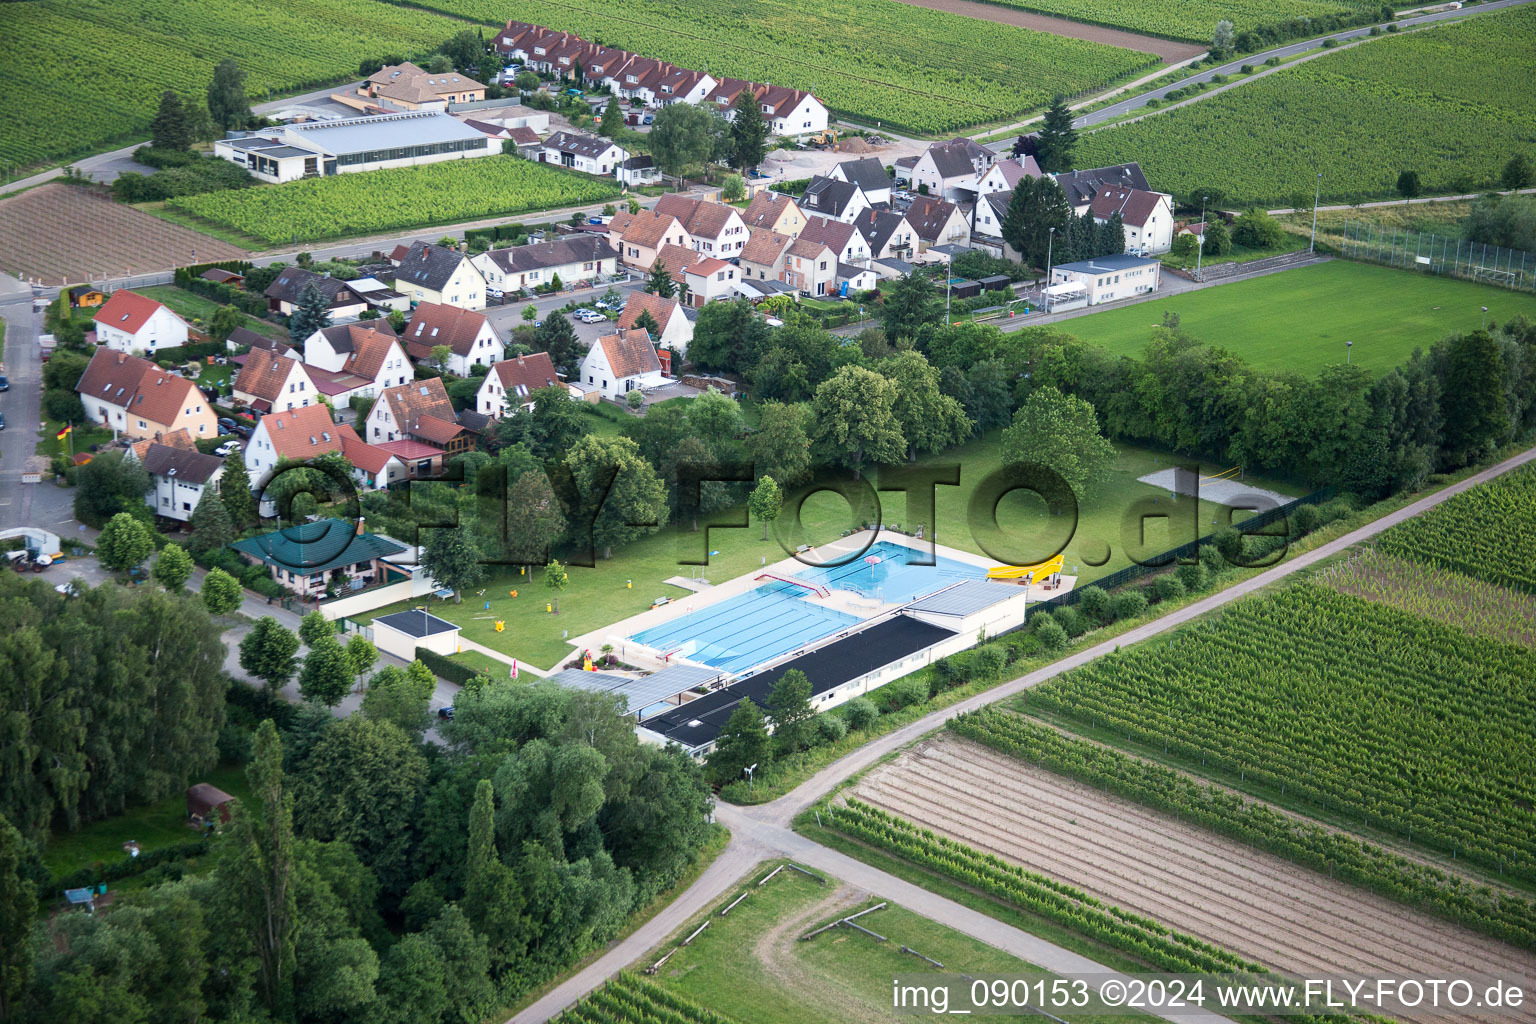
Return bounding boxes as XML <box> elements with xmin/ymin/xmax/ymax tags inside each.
<box><xmin>639</xmin><ymin>617</ymin><xmax>954</xmax><ymax>750</ymax></box>
<box><xmin>375</xmin><ymin>608</ymin><xmax>458</xmax><ymax>638</ymax></box>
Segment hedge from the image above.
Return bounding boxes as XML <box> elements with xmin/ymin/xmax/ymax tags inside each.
<box><xmin>50</xmin><ymin>838</ymin><xmax>211</xmax><ymax>895</ymax></box>
<box><xmin>414</xmin><ymin>646</ymin><xmax>481</xmax><ymax>686</ymax></box>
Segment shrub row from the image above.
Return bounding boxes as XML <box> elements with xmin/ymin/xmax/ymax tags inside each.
<box><xmin>50</xmin><ymin>838</ymin><xmax>211</xmax><ymax>895</ymax></box>
<box><xmin>414</xmin><ymin>646</ymin><xmax>483</xmax><ymax>687</ymax></box>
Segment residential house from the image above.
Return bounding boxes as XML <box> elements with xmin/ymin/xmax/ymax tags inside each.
<box><xmin>757</xmin><ymin>84</ymin><xmax>828</xmax><ymax>136</ymax></box>
<box><xmin>362</xmin><ymin>62</ymin><xmax>485</xmax><ymax>111</ymax></box>
<box><xmin>904</xmin><ymin>195</ymin><xmax>970</xmax><ymax>251</ymax></box>
<box><xmin>303</xmin><ymin>322</ymin><xmax>411</xmax><ymax>395</ymax></box>
<box><xmin>681</xmin><ymin>258</ymin><xmax>739</xmax><ymax>308</ymax></box>
<box><xmin>225</xmin><ymin>327</ymin><xmax>295</xmax><ymax>357</ymax></box>
<box><xmin>338</xmin><ymin>424</ymin><xmax>407</xmax><ymax>490</ymax></box>
<box><xmin>910</xmin><ymin>138</ymin><xmax>994</xmax><ymax>201</ymax></box>
<box><xmin>970</xmin><ymin>191</ymin><xmax>1018</xmax><ymax>260</ymax></box>
<box><xmin>616</xmin><ymin>154</ymin><xmax>661</xmax><ymax>186</ymax></box>
<box><xmin>214</xmin><ymin>112</ymin><xmax>491</xmax><ymax>182</ymax></box>
<box><xmin>92</xmin><ymin>290</ymin><xmax>189</xmax><ymax>355</ymax></box>
<box><xmin>232</xmin><ymin>348</ymin><xmax>316</xmax><ymax>413</ymax></box>
<box><xmin>75</xmin><ymin>349</ymin><xmax>217</xmax><ymax>442</ymax></box>
<box><xmin>243</xmin><ymin>403</ymin><xmax>344</xmax><ymax>497</ymax></box>
<box><xmin>609</xmin><ymin>210</ymin><xmax>690</xmax><ymax>270</ymax></box>
<box><xmin>1053</xmin><ymin>162</ymin><xmax>1151</xmax><ymax>214</ymax></box>
<box><xmin>264</xmin><ymin>267</ymin><xmax>369</xmax><ymax>319</ymax></box>
<box><xmin>231</xmin><ymin>518</ymin><xmax>407</xmax><ymax>599</ymax></box>
<box><xmin>617</xmin><ymin>290</ymin><xmax>694</xmax><ymax>354</ymax></box>
<box><xmin>739</xmin><ymin>227</ymin><xmax>795</xmax><ymax>284</ymax></box>
<box><xmin>975</xmin><ymin>155</ymin><xmax>1042</xmax><ymax>195</ymax></box>
<box><xmin>1089</xmin><ymin>186</ymin><xmax>1175</xmax><ymax>255</ymax></box>
<box><xmin>365</xmin><ymin>378</ymin><xmax>475</xmax><ymax>455</ymax></box>
<box><xmin>540</xmin><ymin>131</ymin><xmax>627</xmax><ymax>175</ymax></box>
<box><xmin>476</xmin><ymin>351</ymin><xmax>560</xmax><ymax>417</ymax></box>
<box><xmin>472</xmin><ymin>235</ymin><xmax>619</xmax><ymax>295</ymax></box>
<box><xmin>783</xmin><ymin>237</ymin><xmax>837</xmax><ymax>297</ymax></box>
<box><xmin>1048</xmin><ymin>254</ymin><xmax>1160</xmax><ymax>307</ymax></box>
<box><xmin>653</xmin><ymin>194</ymin><xmax>748</xmax><ymax>257</ymax></box>
<box><xmin>503</xmin><ymin>124</ymin><xmax>544</xmax><ymax>159</ymax></box>
<box><xmin>829</xmin><ymin>157</ymin><xmax>894</xmax><ymax>205</ymax></box>
<box><xmin>652</xmin><ymin>67</ymin><xmax>717</xmax><ymax>106</ymax></box>
<box><xmin>579</xmin><ymin>328</ymin><xmax>666</xmax><ymax>400</ymax></box>
<box><xmin>374</xmin><ymin>439</ymin><xmax>450</xmax><ymax>479</ymax></box>
<box><xmin>346</xmin><ymin>277</ymin><xmax>411</xmax><ymax>314</ymax></box>
<box><xmin>849</xmin><ymin>208</ymin><xmax>916</xmax><ymax>261</ymax></box>
<box><xmin>140</xmin><ymin>443</ymin><xmax>225</xmax><ymax>523</ymax></box>
<box><xmin>892</xmin><ymin>154</ymin><xmax>919</xmax><ymax>186</ymax></box>
<box><xmin>401</xmin><ymin>302</ymin><xmax>504</xmax><ymax>376</ymax></box>
<box><xmin>799</xmin><ymin>216</ymin><xmax>869</xmax><ymax>264</ymax></box>
<box><xmin>392</xmin><ymin>241</ymin><xmax>488</xmax><ymax>310</ymax></box>
<box><xmin>837</xmin><ymin>264</ymin><xmax>880</xmax><ymax>294</ymax></box>
<box><xmin>798</xmin><ymin>176</ymin><xmax>869</xmax><ymax>224</ymax></box>
<box><xmin>740</xmin><ymin>191</ymin><xmax>805</xmax><ymax>237</ymax></box>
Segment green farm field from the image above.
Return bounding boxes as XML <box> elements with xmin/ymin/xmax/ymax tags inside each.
<box><xmin>1377</xmin><ymin>461</ymin><xmax>1536</xmax><ymax>594</ymax></box>
<box><xmin>168</xmin><ymin>157</ymin><xmax>622</xmax><ymax>245</ymax></box>
<box><xmin>974</xmin><ymin>0</ymin><xmax>1380</xmax><ymax>42</ymax></box>
<box><xmin>0</xmin><ymin>0</ymin><xmax>468</xmax><ymax>170</ymax></box>
<box><xmin>1060</xmin><ymin>261</ymin><xmax>1536</xmax><ymax>372</ymax></box>
<box><xmin>364</xmin><ymin>439</ymin><xmax>1294</xmax><ymax>669</ymax></box>
<box><xmin>642</xmin><ymin>861</ymin><xmax>1137</xmax><ymax>1024</ymax></box>
<box><xmin>1075</xmin><ymin>7</ymin><xmax>1536</xmax><ymax>204</ymax></box>
<box><xmin>406</xmin><ymin>0</ymin><xmax>1157</xmax><ymax>134</ymax></box>
<box><xmin>1025</xmin><ymin>583</ymin><xmax>1536</xmax><ymax>884</ymax></box>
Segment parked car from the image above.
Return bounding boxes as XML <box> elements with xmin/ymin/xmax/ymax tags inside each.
<box><xmin>574</xmin><ymin>308</ymin><xmax>606</xmax><ymax>323</ymax></box>
<box><xmin>0</xmin><ymin>375</ymin><xmax>9</xmax><ymax>391</ymax></box>
<box><xmin>218</xmin><ymin>416</ymin><xmax>239</xmax><ymax>433</ymax></box>
<box><xmin>0</xmin><ymin>412</ymin><xmax>6</xmax><ymax>430</ymax></box>
<box><xmin>437</xmin><ymin>706</ymin><xmax>454</xmax><ymax>720</ymax></box>
<box><xmin>213</xmin><ymin>440</ymin><xmax>242</xmax><ymax>457</ymax></box>
<box><xmin>642</xmin><ymin>113</ymin><xmax>654</xmax><ymax>124</ymax></box>
<box><xmin>229</xmin><ymin>421</ymin><xmax>254</xmax><ymax>439</ymax></box>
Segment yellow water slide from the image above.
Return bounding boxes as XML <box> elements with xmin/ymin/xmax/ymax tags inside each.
<box><xmin>986</xmin><ymin>553</ymin><xmax>1064</xmax><ymax>583</ymax></box>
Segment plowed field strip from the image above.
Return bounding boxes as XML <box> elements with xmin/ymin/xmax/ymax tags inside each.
<box><xmin>852</xmin><ymin>736</ymin><xmax>1536</xmax><ymax>1024</ymax></box>
<box><xmin>880</xmin><ymin>0</ymin><xmax>1204</xmax><ymax>61</ymax></box>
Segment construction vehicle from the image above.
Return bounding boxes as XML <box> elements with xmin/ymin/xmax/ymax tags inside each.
<box><xmin>804</xmin><ymin>128</ymin><xmax>840</xmax><ymax>150</ymax></box>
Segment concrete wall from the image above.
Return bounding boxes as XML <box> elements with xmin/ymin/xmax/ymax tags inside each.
<box><xmin>318</xmin><ymin>579</ymin><xmax>414</xmax><ymax>621</ymax></box>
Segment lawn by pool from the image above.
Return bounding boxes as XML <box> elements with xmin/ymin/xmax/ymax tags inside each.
<box><xmin>1060</xmin><ymin>261</ymin><xmax>1536</xmax><ymax>373</ymax></box>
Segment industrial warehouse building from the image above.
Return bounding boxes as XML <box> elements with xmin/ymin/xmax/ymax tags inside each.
<box><xmin>214</xmin><ymin>111</ymin><xmax>494</xmax><ymax>183</ymax></box>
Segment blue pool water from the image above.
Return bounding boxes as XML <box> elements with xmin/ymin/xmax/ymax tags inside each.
<box><xmin>629</xmin><ymin>542</ymin><xmax>982</xmax><ymax>672</ymax></box>
<box><xmin>796</xmin><ymin>540</ymin><xmax>983</xmax><ymax>604</ymax></box>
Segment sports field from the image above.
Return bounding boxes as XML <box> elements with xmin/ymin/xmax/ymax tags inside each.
<box><xmin>1060</xmin><ymin>261</ymin><xmax>1536</xmax><ymax>372</ymax></box>
<box><xmin>642</xmin><ymin>861</ymin><xmax>1136</xmax><ymax>1024</ymax></box>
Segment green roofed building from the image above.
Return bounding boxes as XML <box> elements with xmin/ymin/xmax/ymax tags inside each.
<box><xmin>231</xmin><ymin>518</ymin><xmax>408</xmax><ymax>600</ymax></box>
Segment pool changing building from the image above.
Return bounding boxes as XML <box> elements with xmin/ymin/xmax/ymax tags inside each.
<box><xmin>214</xmin><ymin>111</ymin><xmax>494</xmax><ymax>183</ymax></box>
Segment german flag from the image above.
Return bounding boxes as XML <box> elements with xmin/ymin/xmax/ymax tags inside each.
<box><xmin>56</xmin><ymin>424</ymin><xmax>71</xmax><ymax>440</ymax></box>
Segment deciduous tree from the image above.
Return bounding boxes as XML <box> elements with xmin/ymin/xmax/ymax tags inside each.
<box><xmin>748</xmin><ymin>475</ymin><xmax>782</xmax><ymax>540</ymax></box>
<box><xmin>883</xmin><ymin>350</ymin><xmax>971</xmax><ymax>459</ymax></box>
<box><xmin>73</xmin><ymin>450</ymin><xmax>152</xmax><ymax>529</ymax></box>
<box><xmin>207</xmin><ymin>57</ymin><xmax>252</xmax><ymax>131</ymax></box>
<box><xmin>151</xmin><ymin>543</ymin><xmax>194</xmax><ymax>591</ymax></box>
<box><xmin>1001</xmin><ymin>385</ymin><xmax>1116</xmax><ymax>496</ymax></box>
<box><xmin>240</xmin><ymin>616</ymin><xmax>301</xmax><ymax>692</ymax></box>
<box><xmin>707</xmin><ymin>701</ymin><xmax>769</xmax><ymax>786</ymax></box>
<box><xmin>202</xmin><ymin>566</ymin><xmax>243</xmax><ymax>616</ymax></box>
<box><xmin>421</xmin><ymin>528</ymin><xmax>486</xmax><ymax>602</ymax></box>
<box><xmin>745</xmin><ymin>400</ymin><xmax>813</xmax><ymax>485</ymax></box>
<box><xmin>566</xmin><ymin>435</ymin><xmax>669</xmax><ymax>558</ymax></box>
<box><xmin>809</xmin><ymin>365</ymin><xmax>906</xmax><ymax>479</ymax></box>
<box><xmin>648</xmin><ymin>102</ymin><xmax>718</xmax><ymax>180</ymax></box>
<box><xmin>0</xmin><ymin>814</ymin><xmax>36</xmax><ymax>1020</ymax></box>
<box><xmin>766</xmin><ymin>668</ymin><xmax>814</xmax><ymax>753</ymax></box>
<box><xmin>545</xmin><ymin>558</ymin><xmax>569</xmax><ymax>612</ymax></box>
<box><xmin>97</xmin><ymin>512</ymin><xmax>155</xmax><ymax>575</ymax></box>
<box><xmin>881</xmin><ymin>271</ymin><xmax>939</xmax><ymax>343</ymax></box>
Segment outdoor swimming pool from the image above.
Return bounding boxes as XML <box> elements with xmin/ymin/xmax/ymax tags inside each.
<box><xmin>629</xmin><ymin>542</ymin><xmax>983</xmax><ymax>672</ymax></box>
<box><xmin>798</xmin><ymin>540</ymin><xmax>983</xmax><ymax>604</ymax></box>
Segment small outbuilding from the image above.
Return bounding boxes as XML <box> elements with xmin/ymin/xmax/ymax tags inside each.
<box><xmin>373</xmin><ymin>607</ymin><xmax>461</xmax><ymax>661</ymax></box>
<box><xmin>187</xmin><ymin>783</ymin><xmax>235</xmax><ymax>825</ymax></box>
<box><xmin>976</xmin><ymin>274</ymin><xmax>1013</xmax><ymax>293</ymax></box>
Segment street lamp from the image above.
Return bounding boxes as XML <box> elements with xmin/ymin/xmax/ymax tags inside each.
<box><xmin>1044</xmin><ymin>226</ymin><xmax>1056</xmax><ymax>313</ymax></box>
<box><xmin>1482</xmin><ymin>306</ymin><xmax>1489</xmax><ymax>331</ymax></box>
<box><xmin>1346</xmin><ymin>340</ymin><xmax>1352</xmax><ymax>365</ymax></box>
<box><xmin>1309</xmin><ymin>172</ymin><xmax>1323</xmax><ymax>253</ymax></box>
<box><xmin>1195</xmin><ymin>195</ymin><xmax>1208</xmax><ymax>281</ymax></box>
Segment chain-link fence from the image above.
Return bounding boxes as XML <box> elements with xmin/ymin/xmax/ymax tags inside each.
<box><xmin>1339</xmin><ymin>220</ymin><xmax>1533</xmax><ymax>293</ymax></box>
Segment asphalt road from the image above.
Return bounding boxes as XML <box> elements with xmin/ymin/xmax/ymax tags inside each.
<box><xmin>508</xmin><ymin>441</ymin><xmax>1536</xmax><ymax>1024</ymax></box>
<box><xmin>985</xmin><ymin>0</ymin><xmax>1536</xmax><ymax>150</ymax></box>
<box><xmin>0</xmin><ymin>279</ymin><xmax>74</xmax><ymax>532</ymax></box>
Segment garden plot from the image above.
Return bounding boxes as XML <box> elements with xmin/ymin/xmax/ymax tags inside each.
<box><xmin>851</xmin><ymin>735</ymin><xmax>1536</xmax><ymax>1024</ymax></box>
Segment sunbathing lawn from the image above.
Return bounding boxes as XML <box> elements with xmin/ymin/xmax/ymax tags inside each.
<box><xmin>1061</xmin><ymin>261</ymin><xmax>1536</xmax><ymax>373</ymax></box>
<box><xmin>366</xmin><ymin>438</ymin><xmax>1299</xmax><ymax>669</ymax></box>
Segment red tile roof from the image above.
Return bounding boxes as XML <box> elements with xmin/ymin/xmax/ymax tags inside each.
<box><xmin>616</xmin><ymin>291</ymin><xmax>680</xmax><ymax>334</ymax></box>
<box><xmin>234</xmin><ymin>348</ymin><xmax>308</xmax><ymax>404</ymax></box>
<box><xmin>403</xmin><ymin>302</ymin><xmax>494</xmax><ymax>358</ymax></box>
<box><xmin>489</xmin><ymin>351</ymin><xmax>559</xmax><ymax>397</ymax></box>
<box><xmin>594</xmin><ymin>329</ymin><xmax>661</xmax><ymax>377</ymax></box>
<box><xmin>336</xmin><ymin>424</ymin><xmax>398</xmax><ymax>475</ymax></box>
<box><xmin>259</xmin><ymin>404</ymin><xmax>343</xmax><ymax>461</ymax></box>
<box><xmin>93</xmin><ymin>290</ymin><xmax>175</xmax><ymax>335</ymax></box>
<box><xmin>375</xmin><ymin>439</ymin><xmax>444</xmax><ymax>460</ymax></box>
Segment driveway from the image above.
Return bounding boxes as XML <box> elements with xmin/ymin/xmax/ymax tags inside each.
<box><xmin>508</xmin><ymin>441</ymin><xmax>1536</xmax><ymax>1024</ymax></box>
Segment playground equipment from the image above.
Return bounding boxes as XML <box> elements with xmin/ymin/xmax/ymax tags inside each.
<box><xmin>986</xmin><ymin>553</ymin><xmax>1064</xmax><ymax>584</ymax></box>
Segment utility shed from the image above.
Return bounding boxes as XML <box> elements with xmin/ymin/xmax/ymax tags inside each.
<box><xmin>373</xmin><ymin>608</ymin><xmax>461</xmax><ymax>661</ymax></box>
<box><xmin>187</xmin><ymin>783</ymin><xmax>235</xmax><ymax>824</ymax></box>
